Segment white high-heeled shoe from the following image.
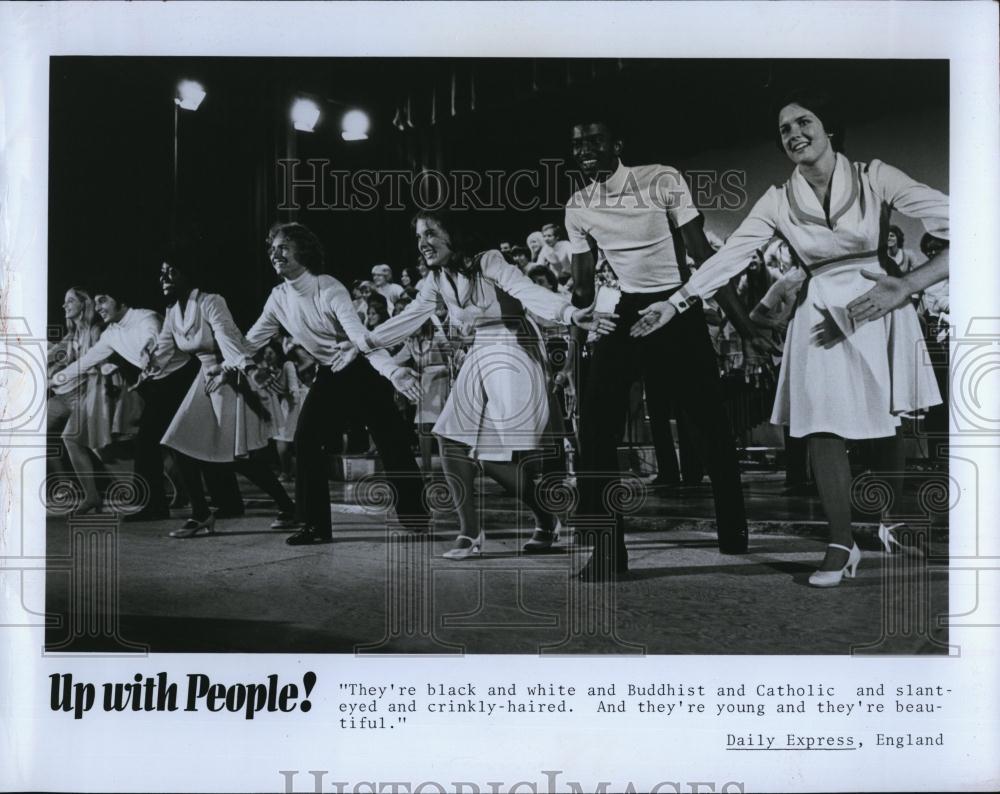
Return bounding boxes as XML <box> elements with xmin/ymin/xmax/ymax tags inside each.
<box><xmin>878</xmin><ymin>523</ymin><xmax>904</xmax><ymax>554</ymax></box>
<box><xmin>442</xmin><ymin>532</ymin><xmax>484</xmax><ymax>560</ymax></box>
<box><xmin>808</xmin><ymin>543</ymin><xmax>861</xmax><ymax>588</ymax></box>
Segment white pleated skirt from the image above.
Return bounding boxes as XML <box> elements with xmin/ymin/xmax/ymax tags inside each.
<box><xmin>772</xmin><ymin>258</ymin><xmax>942</xmax><ymax>439</ymax></box>
<box><xmin>433</xmin><ymin>324</ymin><xmax>557</xmax><ymax>462</ymax></box>
<box><xmin>161</xmin><ymin>367</ymin><xmax>273</xmax><ymax>462</ymax></box>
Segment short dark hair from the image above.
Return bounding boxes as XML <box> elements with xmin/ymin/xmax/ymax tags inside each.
<box><xmin>91</xmin><ymin>280</ymin><xmax>132</xmax><ymax>307</ymax></box>
<box><xmin>568</xmin><ymin>101</ymin><xmax>620</xmax><ymax>138</ymax></box>
<box><xmin>510</xmin><ymin>245</ymin><xmax>530</xmax><ymax>260</ymax></box>
<box><xmin>161</xmin><ymin>224</ymin><xmax>203</xmax><ymax>277</ymax></box>
<box><xmin>888</xmin><ymin>224</ymin><xmax>904</xmax><ymax>248</ymax></box>
<box><xmin>525</xmin><ymin>264</ymin><xmax>558</xmax><ymax>291</ymax></box>
<box><xmin>266</xmin><ymin>222</ymin><xmax>325</xmax><ymax>274</ymax></box>
<box><xmin>774</xmin><ymin>88</ymin><xmax>847</xmax><ymax>153</ymax></box>
<box><xmin>920</xmin><ymin>233</ymin><xmax>948</xmax><ymax>258</ymax></box>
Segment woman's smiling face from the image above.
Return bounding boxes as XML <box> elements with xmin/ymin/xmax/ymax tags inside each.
<box><xmin>778</xmin><ymin>103</ymin><xmax>832</xmax><ymax>166</ymax></box>
<box><xmin>63</xmin><ymin>290</ymin><xmax>83</xmax><ymax>321</ymax></box>
<box><xmin>415</xmin><ymin>217</ymin><xmax>453</xmax><ymax>269</ymax></box>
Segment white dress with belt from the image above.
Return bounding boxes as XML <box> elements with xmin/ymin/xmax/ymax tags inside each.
<box><xmin>678</xmin><ymin>154</ymin><xmax>945</xmax><ymax>439</ymax></box>
<box><xmin>156</xmin><ymin>290</ymin><xmax>272</xmax><ymax>462</ymax></box>
<box><xmin>361</xmin><ymin>251</ymin><xmax>576</xmax><ymax>461</ymax></box>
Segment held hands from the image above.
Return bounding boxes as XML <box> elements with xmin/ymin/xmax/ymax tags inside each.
<box><xmin>571</xmin><ymin>307</ymin><xmax>618</xmax><ymax>336</ymax></box>
<box><xmin>847</xmin><ymin>270</ymin><xmax>911</xmax><ymax>323</ymax></box>
<box><xmin>745</xmin><ymin>324</ymin><xmax>784</xmax><ymax>357</ymax></box>
<box><xmin>205</xmin><ymin>363</ymin><xmax>231</xmax><ymax>395</ymax></box>
<box><xmin>330</xmin><ymin>341</ymin><xmax>360</xmax><ymax>373</ymax></box>
<box><xmin>390</xmin><ymin>366</ymin><xmax>421</xmax><ymax>403</ymax></box>
<box><xmin>810</xmin><ymin>306</ymin><xmax>847</xmax><ymax>349</ymax></box>
<box><xmin>630</xmin><ymin>300</ymin><xmax>677</xmax><ymax>337</ymax></box>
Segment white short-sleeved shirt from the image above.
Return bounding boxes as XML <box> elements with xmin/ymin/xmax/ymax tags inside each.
<box><xmin>564</xmin><ymin>161</ymin><xmax>700</xmax><ymax>293</ymax></box>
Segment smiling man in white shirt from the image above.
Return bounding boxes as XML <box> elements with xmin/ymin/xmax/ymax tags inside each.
<box><xmin>239</xmin><ymin>222</ymin><xmax>428</xmax><ymax>545</ymax></box>
<box><xmin>565</xmin><ymin>115</ymin><xmax>754</xmax><ymax>581</ymax></box>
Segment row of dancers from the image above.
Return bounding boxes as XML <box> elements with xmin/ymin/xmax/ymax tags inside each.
<box><xmin>49</xmin><ymin>88</ymin><xmax>949</xmax><ymax>584</ymax></box>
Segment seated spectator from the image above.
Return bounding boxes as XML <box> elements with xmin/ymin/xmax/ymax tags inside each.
<box><xmin>538</xmin><ymin>223</ymin><xmax>573</xmax><ymax>276</ymax></box>
<box><xmin>526</xmin><ymin>231</ymin><xmax>545</xmax><ymax>264</ymax></box>
<box><xmin>400</xmin><ymin>266</ymin><xmax>422</xmax><ymax>291</ymax></box>
<box><xmin>366</xmin><ymin>295</ymin><xmax>391</xmax><ymax>330</ymax></box>
<box><xmin>371</xmin><ymin>264</ymin><xmax>404</xmax><ymax>314</ymax></box>
<box><xmin>352</xmin><ymin>280</ymin><xmax>373</xmax><ymax>321</ymax></box>
<box><xmin>510</xmin><ymin>246</ymin><xmax>532</xmax><ymax>271</ymax></box>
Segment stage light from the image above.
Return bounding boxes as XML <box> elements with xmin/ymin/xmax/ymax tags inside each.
<box><xmin>341</xmin><ymin>109</ymin><xmax>370</xmax><ymax>141</ymax></box>
<box><xmin>291</xmin><ymin>98</ymin><xmax>321</xmax><ymax>132</ymax></box>
<box><xmin>175</xmin><ymin>80</ymin><xmax>206</xmax><ymax>111</ymax></box>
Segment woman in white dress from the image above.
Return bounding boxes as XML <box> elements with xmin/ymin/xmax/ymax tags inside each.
<box><xmin>49</xmin><ymin>287</ymin><xmax>145</xmax><ymax>512</ymax></box>
<box><xmin>48</xmin><ymin>288</ymin><xmax>104</xmax><ymax>511</ymax></box>
<box><xmin>353</xmin><ymin>210</ymin><xmax>614</xmax><ymax>558</ymax></box>
<box><xmin>148</xmin><ymin>259</ymin><xmax>296</xmax><ymax>538</ymax></box>
<box><xmin>632</xmin><ymin>90</ymin><xmax>948</xmax><ymax>587</ymax></box>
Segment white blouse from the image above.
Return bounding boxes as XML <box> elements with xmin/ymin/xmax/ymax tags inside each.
<box><xmin>52</xmin><ymin>308</ymin><xmax>189</xmax><ymax>389</ymax></box>
<box><xmin>359</xmin><ymin>250</ymin><xmax>575</xmax><ymax>352</ymax></box>
<box><xmin>669</xmin><ymin>154</ymin><xmax>949</xmax><ymax>310</ymax></box>
<box><xmin>152</xmin><ymin>290</ymin><xmax>251</xmax><ymax>371</ymax></box>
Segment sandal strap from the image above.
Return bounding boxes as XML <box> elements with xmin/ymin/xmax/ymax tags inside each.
<box><xmin>827</xmin><ymin>543</ymin><xmax>854</xmax><ymax>553</ymax></box>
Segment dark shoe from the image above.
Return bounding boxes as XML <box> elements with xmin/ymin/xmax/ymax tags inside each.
<box><xmin>577</xmin><ymin>551</ymin><xmax>629</xmax><ymax>582</ymax></box>
<box><xmin>169</xmin><ymin>515</ymin><xmax>216</xmax><ymax>539</ymax></box>
<box><xmin>719</xmin><ymin>531</ymin><xmax>749</xmax><ymax>555</ymax></box>
<box><xmin>122</xmin><ymin>507</ymin><xmax>170</xmax><ymax>523</ymax></box>
<box><xmin>270</xmin><ymin>511</ymin><xmax>303</xmax><ymax>530</ymax></box>
<box><xmin>286</xmin><ymin>526</ymin><xmax>333</xmax><ymax>545</ymax></box>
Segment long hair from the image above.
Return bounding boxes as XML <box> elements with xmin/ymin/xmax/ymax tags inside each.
<box><xmin>411</xmin><ymin>210</ymin><xmax>488</xmax><ymax>309</ymax></box>
<box><xmin>888</xmin><ymin>224</ymin><xmax>905</xmax><ymax>248</ymax></box>
<box><xmin>64</xmin><ymin>287</ymin><xmax>99</xmax><ymax>357</ymax></box>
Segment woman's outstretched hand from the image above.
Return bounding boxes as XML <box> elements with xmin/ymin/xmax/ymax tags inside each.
<box><xmin>390</xmin><ymin>366</ymin><xmax>421</xmax><ymax>402</ymax></box>
<box><xmin>630</xmin><ymin>300</ymin><xmax>677</xmax><ymax>337</ymax></box>
<box><xmin>571</xmin><ymin>307</ymin><xmax>617</xmax><ymax>336</ymax></box>
<box><xmin>847</xmin><ymin>270</ymin><xmax>911</xmax><ymax>323</ymax></box>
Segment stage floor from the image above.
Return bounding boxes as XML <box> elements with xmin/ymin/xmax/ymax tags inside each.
<box><xmin>44</xmin><ymin>473</ymin><xmax>949</xmax><ymax>655</ymax></box>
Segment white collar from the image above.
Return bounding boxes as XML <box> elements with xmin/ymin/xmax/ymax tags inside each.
<box><xmin>286</xmin><ymin>270</ymin><xmax>317</xmax><ymax>296</ymax></box>
<box><xmin>595</xmin><ymin>159</ymin><xmax>629</xmax><ymax>194</ymax></box>
<box><xmin>791</xmin><ymin>153</ymin><xmax>849</xmax><ymax>211</ymax></box>
<box><xmin>110</xmin><ymin>308</ymin><xmax>135</xmax><ymax>329</ymax></box>
<box><xmin>175</xmin><ymin>289</ymin><xmax>202</xmax><ymax>335</ymax></box>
